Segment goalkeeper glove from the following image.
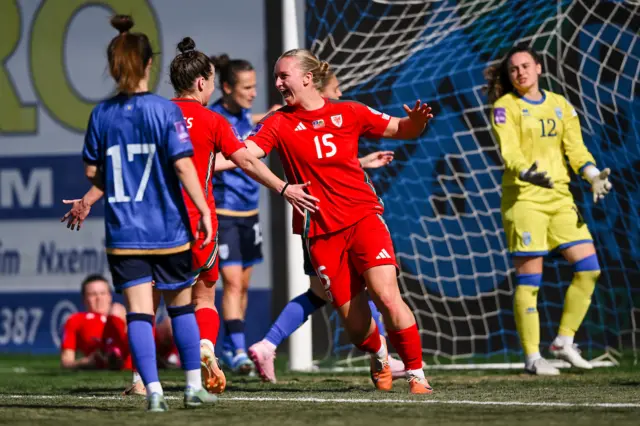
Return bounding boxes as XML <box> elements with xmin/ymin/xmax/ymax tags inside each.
<box><xmin>583</xmin><ymin>166</ymin><xmax>612</xmax><ymax>203</ymax></box>
<box><xmin>519</xmin><ymin>161</ymin><xmax>554</xmax><ymax>189</ymax></box>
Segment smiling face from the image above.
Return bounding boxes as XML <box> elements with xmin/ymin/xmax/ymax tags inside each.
<box><xmin>508</xmin><ymin>51</ymin><xmax>542</xmax><ymax>95</ymax></box>
<box><xmin>274</xmin><ymin>56</ymin><xmax>312</xmax><ymax>106</ymax></box>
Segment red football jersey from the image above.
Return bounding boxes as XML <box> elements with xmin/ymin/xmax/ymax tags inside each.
<box><xmin>61</xmin><ymin>312</ymin><xmax>107</xmax><ymax>356</ymax></box>
<box><xmin>248</xmin><ymin>99</ymin><xmax>391</xmax><ymax>237</ymax></box>
<box><xmin>172</xmin><ymin>99</ymin><xmax>246</xmax><ymax>227</ymax></box>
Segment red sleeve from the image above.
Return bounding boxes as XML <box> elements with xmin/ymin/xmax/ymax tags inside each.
<box><xmin>60</xmin><ymin>314</ymin><xmax>79</xmax><ymax>351</ymax></box>
<box><xmin>350</xmin><ymin>102</ymin><xmax>391</xmax><ymax>138</ymax></box>
<box><xmin>246</xmin><ymin>113</ymin><xmax>280</xmax><ymax>155</ymax></box>
<box><xmin>215</xmin><ymin>118</ymin><xmax>246</xmax><ymax>159</ymax></box>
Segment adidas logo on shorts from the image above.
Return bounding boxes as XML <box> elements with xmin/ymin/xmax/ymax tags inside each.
<box><xmin>376</xmin><ymin>249</ymin><xmax>392</xmax><ymax>260</ymax></box>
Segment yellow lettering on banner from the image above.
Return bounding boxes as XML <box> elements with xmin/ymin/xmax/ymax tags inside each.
<box><xmin>30</xmin><ymin>0</ymin><xmax>160</xmax><ymax>132</ymax></box>
<box><xmin>0</xmin><ymin>0</ymin><xmax>37</xmax><ymax>133</ymax></box>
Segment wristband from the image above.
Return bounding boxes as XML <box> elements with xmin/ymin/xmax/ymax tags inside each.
<box><xmin>280</xmin><ymin>182</ymin><xmax>290</xmax><ymax>196</ymax></box>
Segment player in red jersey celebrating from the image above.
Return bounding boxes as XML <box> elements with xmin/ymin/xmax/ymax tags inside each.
<box><xmin>61</xmin><ymin>38</ymin><xmax>317</xmax><ymax>395</ymax></box>
<box><xmin>168</xmin><ymin>38</ymin><xmax>317</xmax><ymax>394</ymax></box>
<box><xmin>242</xmin><ymin>49</ymin><xmax>433</xmax><ymax>394</ymax></box>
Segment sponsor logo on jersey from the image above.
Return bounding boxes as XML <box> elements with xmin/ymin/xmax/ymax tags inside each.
<box><xmin>522</xmin><ymin>231</ymin><xmax>531</xmax><ymax>246</ymax></box>
<box><xmin>375</xmin><ymin>248</ymin><xmax>392</xmax><ymax>260</ymax></box>
<box><xmin>294</xmin><ymin>122</ymin><xmax>307</xmax><ymax>131</ymax></box>
<box><xmin>174</xmin><ymin>121</ymin><xmax>190</xmax><ymax>143</ymax></box>
<box><xmin>494</xmin><ymin>107</ymin><xmax>506</xmax><ymax>124</ymax></box>
<box><xmin>330</xmin><ymin>115</ymin><xmax>342</xmax><ymax>127</ymax></box>
<box><xmin>555</xmin><ymin>107</ymin><xmax>563</xmax><ymax>119</ymax></box>
<box><xmin>312</xmin><ymin>119</ymin><xmax>325</xmax><ymax>129</ymax></box>
<box><xmin>522</xmin><ymin>109</ymin><xmax>530</xmax><ymax>116</ymax></box>
<box><xmin>249</xmin><ymin>123</ymin><xmax>263</xmax><ymax>136</ymax></box>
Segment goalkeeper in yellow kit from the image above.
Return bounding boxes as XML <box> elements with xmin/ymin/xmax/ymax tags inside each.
<box><xmin>486</xmin><ymin>46</ymin><xmax>613</xmax><ymax>375</ymax></box>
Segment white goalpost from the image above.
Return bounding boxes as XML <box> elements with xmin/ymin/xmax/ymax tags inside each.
<box><xmin>282</xmin><ymin>0</ymin><xmax>314</xmax><ymax>373</ymax></box>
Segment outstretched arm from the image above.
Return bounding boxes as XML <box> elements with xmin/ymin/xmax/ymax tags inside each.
<box><xmin>60</xmin><ymin>185</ymin><xmax>104</xmax><ymax>231</ymax></box>
<box><xmin>359</xmin><ymin>151</ymin><xmax>394</xmax><ymax>169</ymax></box>
<box><xmin>215</xmin><ymin>140</ymin><xmax>268</xmax><ymax>172</ymax></box>
<box><xmin>383</xmin><ymin>100</ymin><xmax>433</xmax><ymax>139</ymax></box>
<box><xmin>228</xmin><ymin>145</ymin><xmax>319</xmax><ymax>216</ymax></box>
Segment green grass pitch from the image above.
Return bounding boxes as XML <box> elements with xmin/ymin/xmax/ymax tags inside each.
<box><xmin>0</xmin><ymin>355</ymin><xmax>638</xmax><ymax>425</ymax></box>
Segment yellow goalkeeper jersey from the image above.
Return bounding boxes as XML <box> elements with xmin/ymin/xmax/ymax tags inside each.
<box><xmin>491</xmin><ymin>90</ymin><xmax>595</xmax><ymax>202</ymax></box>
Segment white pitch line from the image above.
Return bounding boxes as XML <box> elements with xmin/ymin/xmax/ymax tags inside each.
<box><xmin>1</xmin><ymin>394</ymin><xmax>639</xmax><ymax>409</ymax></box>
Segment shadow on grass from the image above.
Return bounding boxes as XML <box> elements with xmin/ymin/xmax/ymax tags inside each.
<box><xmin>0</xmin><ymin>403</ymin><xmax>134</xmax><ymax>412</ymax></box>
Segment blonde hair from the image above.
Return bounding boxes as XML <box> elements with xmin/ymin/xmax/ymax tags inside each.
<box><xmin>278</xmin><ymin>49</ymin><xmax>330</xmax><ymax>90</ymax></box>
<box><xmin>317</xmin><ymin>68</ymin><xmax>336</xmax><ymax>92</ymax></box>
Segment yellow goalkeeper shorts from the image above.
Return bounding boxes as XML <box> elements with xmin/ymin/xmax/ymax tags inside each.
<box><xmin>501</xmin><ymin>191</ymin><xmax>593</xmax><ymax>256</ymax></box>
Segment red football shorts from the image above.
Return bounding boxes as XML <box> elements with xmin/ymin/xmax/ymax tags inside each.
<box><xmin>307</xmin><ymin>214</ymin><xmax>397</xmax><ymax>308</ymax></box>
<box><xmin>190</xmin><ymin>216</ymin><xmax>219</xmax><ymax>283</ymax></box>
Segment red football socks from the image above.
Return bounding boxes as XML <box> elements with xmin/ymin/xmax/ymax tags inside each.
<box><xmin>195</xmin><ymin>307</ymin><xmax>220</xmax><ymax>344</ymax></box>
<box><xmin>355</xmin><ymin>325</ymin><xmax>383</xmax><ymax>354</ymax></box>
<box><xmin>386</xmin><ymin>323</ymin><xmax>423</xmax><ymax>370</ymax></box>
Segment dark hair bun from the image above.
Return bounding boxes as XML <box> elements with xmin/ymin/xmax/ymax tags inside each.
<box><xmin>209</xmin><ymin>53</ymin><xmax>230</xmax><ymax>70</ymax></box>
<box><xmin>110</xmin><ymin>15</ymin><xmax>134</xmax><ymax>34</ymax></box>
<box><xmin>177</xmin><ymin>37</ymin><xmax>196</xmax><ymax>54</ymax></box>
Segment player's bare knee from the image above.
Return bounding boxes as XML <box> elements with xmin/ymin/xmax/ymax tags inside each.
<box><xmin>193</xmin><ymin>290</ymin><xmax>216</xmax><ymax>310</ymax></box>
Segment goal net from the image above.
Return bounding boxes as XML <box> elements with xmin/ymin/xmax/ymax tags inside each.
<box><xmin>306</xmin><ymin>0</ymin><xmax>640</xmax><ymax>369</ymax></box>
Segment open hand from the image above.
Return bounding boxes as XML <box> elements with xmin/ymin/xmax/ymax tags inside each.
<box><xmin>283</xmin><ymin>182</ymin><xmax>320</xmax><ymax>216</ymax></box>
<box><xmin>590</xmin><ymin>168</ymin><xmax>612</xmax><ymax>203</ymax></box>
<box><xmin>60</xmin><ymin>199</ymin><xmax>92</xmax><ymax>231</ymax></box>
<box><xmin>519</xmin><ymin>161</ymin><xmax>554</xmax><ymax>189</ymax></box>
<box><xmin>360</xmin><ymin>151</ymin><xmax>394</xmax><ymax>169</ymax></box>
<box><xmin>403</xmin><ymin>100</ymin><xmax>433</xmax><ymax>128</ymax></box>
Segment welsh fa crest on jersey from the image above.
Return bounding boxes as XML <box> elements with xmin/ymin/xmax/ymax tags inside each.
<box><xmin>331</xmin><ymin>114</ymin><xmax>343</xmax><ymax>127</ymax></box>
<box><xmin>555</xmin><ymin>107</ymin><xmax>563</xmax><ymax>119</ymax></box>
<box><xmin>522</xmin><ymin>232</ymin><xmax>532</xmax><ymax>246</ymax></box>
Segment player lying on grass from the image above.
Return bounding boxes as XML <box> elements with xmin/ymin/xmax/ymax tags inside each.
<box><xmin>215</xmin><ymin>49</ymin><xmax>434</xmax><ymax>394</ymax></box>
<box><xmin>247</xmin><ymin>68</ymin><xmax>406</xmax><ymax>383</ymax></box>
<box><xmin>486</xmin><ymin>45</ymin><xmax>612</xmax><ymax>375</ymax></box>
<box><xmin>60</xmin><ymin>274</ymin><xmax>179</xmax><ymax>395</ymax></box>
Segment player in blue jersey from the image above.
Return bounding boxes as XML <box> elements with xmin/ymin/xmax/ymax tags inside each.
<box><xmin>247</xmin><ymin>69</ymin><xmax>406</xmax><ymax>383</ymax></box>
<box><xmin>207</xmin><ymin>54</ymin><xmax>276</xmax><ymax>373</ymax></box>
<box><xmin>76</xmin><ymin>15</ymin><xmax>219</xmax><ymax>411</ymax></box>
<box><xmin>486</xmin><ymin>46</ymin><xmax>612</xmax><ymax>375</ymax></box>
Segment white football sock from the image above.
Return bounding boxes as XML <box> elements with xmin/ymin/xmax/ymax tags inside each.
<box><xmin>186</xmin><ymin>369</ymin><xmax>202</xmax><ymax>391</ymax></box>
<box><xmin>406</xmin><ymin>369</ymin><xmax>425</xmax><ymax>379</ymax></box>
<box><xmin>201</xmin><ymin>338</ymin><xmax>214</xmax><ymax>353</ymax></box>
<box><xmin>147</xmin><ymin>381</ymin><xmax>163</xmax><ymax>396</ymax></box>
<box><xmin>525</xmin><ymin>352</ymin><xmax>542</xmax><ymax>367</ymax></box>
<box><xmin>554</xmin><ymin>335</ymin><xmax>574</xmax><ymax>347</ymax></box>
